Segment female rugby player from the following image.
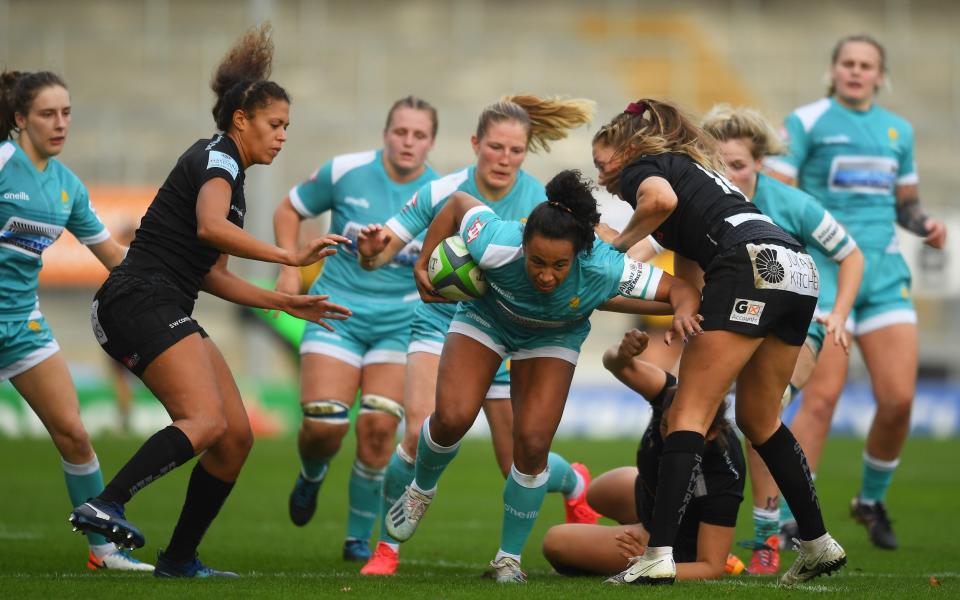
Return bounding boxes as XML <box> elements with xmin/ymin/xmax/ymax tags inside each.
<box><xmin>384</xmin><ymin>170</ymin><xmax>702</xmax><ymax>583</ymax></box>
<box><xmin>355</xmin><ymin>96</ymin><xmax>599</xmax><ymax>576</ymax></box>
<box><xmin>1</xmin><ymin>70</ymin><xmax>147</xmax><ymax>572</ymax></box>
<box><xmin>595</xmin><ymin>99</ymin><xmax>845</xmax><ymax>586</ymax></box>
<box><xmin>274</xmin><ymin>96</ymin><xmax>439</xmax><ymax>562</ymax></box>
<box><xmin>702</xmin><ymin>104</ymin><xmax>864</xmax><ymax>573</ymax></box>
<box><xmin>766</xmin><ymin>35</ymin><xmax>948</xmax><ymax>551</ymax></box>
<box><xmin>68</xmin><ymin>25</ymin><xmax>350</xmax><ymax>578</ymax></box>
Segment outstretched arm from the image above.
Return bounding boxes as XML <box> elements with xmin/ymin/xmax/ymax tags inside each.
<box><xmin>355</xmin><ymin>224</ymin><xmax>411</xmax><ymax>270</ymax></box>
<box><xmin>197</xmin><ymin>178</ymin><xmax>347</xmax><ymax>266</ymax></box>
<box><xmin>202</xmin><ymin>254</ymin><xmax>351</xmax><ymax>330</ymax></box>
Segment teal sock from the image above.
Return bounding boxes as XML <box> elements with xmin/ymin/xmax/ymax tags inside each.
<box><xmin>546</xmin><ymin>452</ymin><xmax>578</xmax><ymax>497</ymax></box>
<box><xmin>779</xmin><ymin>494</ymin><xmax>795</xmax><ymax>524</ymax></box>
<box><xmin>412</xmin><ymin>416</ymin><xmax>460</xmax><ymax>492</ymax></box>
<box><xmin>753</xmin><ymin>506</ymin><xmax>779</xmax><ymax>546</ymax></box>
<box><xmin>300</xmin><ymin>454</ymin><xmax>331</xmax><ymax>482</ymax></box>
<box><xmin>500</xmin><ymin>465</ymin><xmax>549</xmax><ymax>556</ymax></box>
<box><xmin>62</xmin><ymin>456</ymin><xmax>110</xmax><ymax>547</ymax></box>
<box><xmin>860</xmin><ymin>452</ymin><xmax>899</xmax><ymax>503</ymax></box>
<box><xmin>346</xmin><ymin>459</ymin><xmax>385</xmax><ymax>542</ymax></box>
<box><xmin>379</xmin><ymin>445</ymin><xmax>415</xmax><ymax>545</ymax></box>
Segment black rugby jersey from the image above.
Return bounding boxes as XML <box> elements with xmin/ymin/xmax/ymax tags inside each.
<box><xmin>619</xmin><ymin>152</ymin><xmax>797</xmax><ymax>270</ymax></box>
<box><xmin>124</xmin><ymin>133</ymin><xmax>245</xmax><ymax>301</ymax></box>
<box><xmin>635</xmin><ymin>390</ymin><xmax>745</xmax><ymax>563</ymax></box>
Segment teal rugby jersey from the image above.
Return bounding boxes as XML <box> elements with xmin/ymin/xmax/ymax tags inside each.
<box><xmin>289</xmin><ymin>149</ymin><xmax>437</xmax><ymax>299</ymax></box>
<box><xmin>386</xmin><ymin>165</ymin><xmax>546</xmax><ymax>321</ymax></box>
<box><xmin>459</xmin><ymin>206</ymin><xmax>663</xmax><ymax>334</ymax></box>
<box><xmin>766</xmin><ymin>97</ymin><xmax>916</xmax><ymax>251</ymax></box>
<box><xmin>752</xmin><ymin>172</ymin><xmax>857</xmax><ymax>263</ymax></box>
<box><xmin>0</xmin><ymin>140</ymin><xmax>109</xmax><ymax>321</ymax></box>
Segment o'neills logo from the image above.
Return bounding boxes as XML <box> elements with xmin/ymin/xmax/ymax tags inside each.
<box><xmin>3</xmin><ymin>192</ymin><xmax>29</xmax><ymax>201</ymax></box>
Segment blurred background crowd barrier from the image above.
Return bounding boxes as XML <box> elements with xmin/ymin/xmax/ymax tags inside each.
<box><xmin>2</xmin><ymin>0</ymin><xmax>958</xmax><ymax>437</ymax></box>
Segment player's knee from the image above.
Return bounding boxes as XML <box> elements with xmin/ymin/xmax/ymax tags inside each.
<box><xmin>357</xmin><ymin>394</ymin><xmax>403</xmax><ymax>450</ymax></box>
<box><xmin>876</xmin><ymin>392</ymin><xmax>913</xmax><ymax>422</ymax></box>
<box><xmin>52</xmin><ymin>421</ymin><xmax>93</xmax><ymax>462</ymax></box>
<box><xmin>513</xmin><ymin>431</ymin><xmax>552</xmax><ymax>468</ymax></box>
<box><xmin>301</xmin><ymin>399</ymin><xmax>351</xmax><ymax>439</ymax></box>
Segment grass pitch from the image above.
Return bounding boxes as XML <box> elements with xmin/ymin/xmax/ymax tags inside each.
<box><xmin>0</xmin><ymin>435</ymin><xmax>957</xmax><ymax>598</ymax></box>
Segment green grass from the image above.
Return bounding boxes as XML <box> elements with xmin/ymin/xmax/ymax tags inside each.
<box><xmin>1</xmin><ymin>435</ymin><xmax>958</xmax><ymax>598</ymax></box>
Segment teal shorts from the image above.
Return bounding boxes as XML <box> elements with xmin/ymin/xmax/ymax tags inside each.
<box><xmin>450</xmin><ymin>305</ymin><xmax>588</xmax><ymax>367</ymax></box>
<box><xmin>813</xmin><ymin>248</ymin><xmax>915</xmax><ymax>337</ymax></box>
<box><xmin>0</xmin><ymin>311</ymin><xmax>59</xmax><ymax>381</ymax></box>
<box><xmin>409</xmin><ymin>302</ymin><xmax>511</xmax><ymax>399</ymax></box>
<box><xmin>300</xmin><ymin>284</ymin><xmax>415</xmax><ymax>368</ymax></box>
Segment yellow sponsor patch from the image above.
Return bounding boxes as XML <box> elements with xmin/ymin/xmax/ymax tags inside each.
<box><xmin>61</xmin><ymin>189</ymin><xmax>69</xmax><ymax>203</ymax></box>
<box><xmin>888</xmin><ymin>127</ymin><xmax>898</xmax><ymax>141</ymax></box>
<box><xmin>568</xmin><ymin>296</ymin><xmax>580</xmax><ymax>309</ymax></box>
<box><xmin>27</xmin><ymin>320</ymin><xmax>42</xmax><ymax>332</ymax></box>
<box><xmin>901</xmin><ymin>285</ymin><xmax>909</xmax><ymax>299</ymax></box>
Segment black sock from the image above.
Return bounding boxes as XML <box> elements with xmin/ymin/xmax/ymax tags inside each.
<box><xmin>163</xmin><ymin>462</ymin><xmax>235</xmax><ymax>562</ymax></box>
<box><xmin>647</xmin><ymin>430</ymin><xmax>705</xmax><ymax>548</ymax></box>
<box><xmin>754</xmin><ymin>423</ymin><xmax>826</xmax><ymax>541</ymax></box>
<box><xmin>99</xmin><ymin>425</ymin><xmax>195</xmax><ymax>505</ymax></box>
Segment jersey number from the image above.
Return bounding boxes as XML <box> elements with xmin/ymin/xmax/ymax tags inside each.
<box><xmin>694</xmin><ymin>163</ymin><xmax>747</xmax><ymax>200</ymax></box>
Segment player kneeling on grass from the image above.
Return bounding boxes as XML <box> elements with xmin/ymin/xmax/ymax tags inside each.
<box><xmin>384</xmin><ymin>170</ymin><xmax>702</xmax><ymax>583</ymax></box>
<box><xmin>542</xmin><ymin>329</ymin><xmax>745</xmax><ymax>581</ymax></box>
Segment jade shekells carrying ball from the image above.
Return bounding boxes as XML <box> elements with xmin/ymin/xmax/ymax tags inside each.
<box><xmin>428</xmin><ymin>235</ymin><xmax>487</xmax><ymax>300</ymax></box>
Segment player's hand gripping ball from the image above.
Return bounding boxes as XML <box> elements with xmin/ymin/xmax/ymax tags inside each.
<box><xmin>427</xmin><ymin>236</ymin><xmax>487</xmax><ymax>301</ymax></box>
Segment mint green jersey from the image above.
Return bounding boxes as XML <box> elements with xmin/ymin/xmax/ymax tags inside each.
<box><xmin>387</xmin><ymin>166</ymin><xmax>545</xmax><ymax>325</ymax></box>
<box><xmin>0</xmin><ymin>140</ymin><xmax>109</xmax><ymax>321</ymax></box>
<box><xmin>752</xmin><ymin>172</ymin><xmax>857</xmax><ymax>263</ymax></box>
<box><xmin>766</xmin><ymin>97</ymin><xmax>917</xmax><ymax>251</ymax></box>
<box><xmin>459</xmin><ymin>206</ymin><xmax>663</xmax><ymax>338</ymax></box>
<box><xmin>289</xmin><ymin>149</ymin><xmax>437</xmax><ymax>300</ymax></box>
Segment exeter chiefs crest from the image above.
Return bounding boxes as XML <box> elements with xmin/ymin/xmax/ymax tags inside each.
<box><xmin>754</xmin><ymin>247</ymin><xmax>785</xmax><ymax>284</ymax></box>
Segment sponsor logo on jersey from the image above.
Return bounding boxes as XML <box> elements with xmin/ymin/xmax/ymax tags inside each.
<box><xmin>828</xmin><ymin>156</ymin><xmax>897</xmax><ymax>195</ymax></box>
<box><xmin>2</xmin><ymin>191</ymin><xmax>29</xmax><ymax>201</ymax></box>
<box><xmin>820</xmin><ymin>134</ymin><xmax>851</xmax><ymax>144</ymax></box>
<box><xmin>344</xmin><ymin>196</ymin><xmax>369</xmax><ymax>209</ymax></box>
<box><xmin>207</xmin><ymin>150</ymin><xmax>239</xmax><ymax>180</ymax></box>
<box><xmin>888</xmin><ymin>127</ymin><xmax>898</xmax><ymax>141</ymax></box>
<box><xmin>168</xmin><ymin>316</ymin><xmax>191</xmax><ymax>329</ymax></box>
<box><xmin>729</xmin><ymin>298</ymin><xmax>765</xmax><ymax>325</ymax></box>
<box><xmin>0</xmin><ymin>216</ymin><xmax>62</xmax><ymax>256</ymax></box>
<box><xmin>568</xmin><ymin>296</ymin><xmax>580</xmax><ymax>309</ymax></box>
<box><xmin>811</xmin><ymin>213</ymin><xmax>846</xmax><ymax>252</ymax></box>
<box><xmin>123</xmin><ymin>353</ymin><xmax>140</xmax><ymax>369</ymax></box>
<box><xmin>61</xmin><ymin>190</ymin><xmax>69</xmax><ymax>203</ymax></box>
<box><xmin>27</xmin><ymin>320</ymin><xmax>42</xmax><ymax>332</ymax></box>
<box><xmin>466</xmin><ymin>216</ymin><xmax>483</xmax><ymax>243</ymax></box>
<box><xmin>230</xmin><ymin>204</ymin><xmax>244</xmax><ymax>219</ymax></box>
<box><xmin>91</xmin><ymin>300</ymin><xmax>107</xmax><ymax>344</ymax></box>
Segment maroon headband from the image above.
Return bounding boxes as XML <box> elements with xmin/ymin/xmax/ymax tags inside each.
<box><xmin>624</xmin><ymin>101</ymin><xmax>647</xmax><ymax>115</ymax></box>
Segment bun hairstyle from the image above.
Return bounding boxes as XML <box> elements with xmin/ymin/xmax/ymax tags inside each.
<box><xmin>0</xmin><ymin>70</ymin><xmax>67</xmax><ymax>141</ymax></box>
<box><xmin>523</xmin><ymin>169</ymin><xmax>600</xmax><ymax>255</ymax></box>
<box><xmin>211</xmin><ymin>23</ymin><xmax>290</xmax><ymax>132</ymax></box>
<box><xmin>593</xmin><ymin>98</ymin><xmax>722</xmax><ymax>193</ymax></box>
<box><xmin>701</xmin><ymin>104</ymin><xmax>785</xmax><ymax>160</ymax></box>
<box><xmin>476</xmin><ymin>94</ymin><xmax>595</xmax><ymax>153</ymax></box>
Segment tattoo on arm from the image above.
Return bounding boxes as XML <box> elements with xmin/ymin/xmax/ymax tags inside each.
<box><xmin>896</xmin><ymin>197</ymin><xmax>930</xmax><ymax>236</ymax></box>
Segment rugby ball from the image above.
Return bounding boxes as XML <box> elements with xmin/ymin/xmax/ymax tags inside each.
<box><xmin>427</xmin><ymin>236</ymin><xmax>486</xmax><ymax>301</ymax></box>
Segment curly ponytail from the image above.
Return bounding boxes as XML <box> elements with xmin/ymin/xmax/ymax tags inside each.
<box><xmin>211</xmin><ymin>23</ymin><xmax>290</xmax><ymax>132</ymax></box>
<box><xmin>523</xmin><ymin>170</ymin><xmax>600</xmax><ymax>255</ymax></box>
<box><xmin>0</xmin><ymin>70</ymin><xmax>67</xmax><ymax>141</ymax></box>
<box><xmin>476</xmin><ymin>94</ymin><xmax>594</xmax><ymax>154</ymax></box>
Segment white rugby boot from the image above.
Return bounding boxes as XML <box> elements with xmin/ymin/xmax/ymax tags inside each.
<box><xmin>384</xmin><ymin>485</ymin><xmax>434</xmax><ymax>542</ymax></box>
<box><xmin>780</xmin><ymin>533</ymin><xmax>847</xmax><ymax>586</ymax></box>
<box><xmin>604</xmin><ymin>549</ymin><xmax>676</xmax><ymax>585</ymax></box>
